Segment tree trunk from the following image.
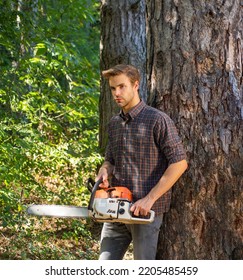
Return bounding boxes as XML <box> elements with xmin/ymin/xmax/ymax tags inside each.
<box><xmin>99</xmin><ymin>0</ymin><xmax>243</xmax><ymax>259</ymax></box>
<box><xmin>146</xmin><ymin>0</ymin><xmax>243</xmax><ymax>259</ymax></box>
<box><xmin>99</xmin><ymin>0</ymin><xmax>146</xmax><ymax>153</ymax></box>
<box><xmin>16</xmin><ymin>0</ymin><xmax>39</xmax><ymax>56</ymax></box>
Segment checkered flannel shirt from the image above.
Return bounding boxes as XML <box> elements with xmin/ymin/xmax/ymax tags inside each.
<box><xmin>105</xmin><ymin>101</ymin><xmax>186</xmax><ymax>215</ymax></box>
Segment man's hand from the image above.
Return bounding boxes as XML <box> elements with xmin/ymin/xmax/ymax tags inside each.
<box><xmin>95</xmin><ymin>169</ymin><xmax>109</xmax><ymax>188</ymax></box>
<box><xmin>95</xmin><ymin>161</ymin><xmax>114</xmax><ymax>188</ymax></box>
<box><xmin>130</xmin><ymin>194</ymin><xmax>155</xmax><ymax>216</ymax></box>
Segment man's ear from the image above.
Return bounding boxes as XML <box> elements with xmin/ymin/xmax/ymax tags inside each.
<box><xmin>134</xmin><ymin>80</ymin><xmax>139</xmax><ymax>90</ymax></box>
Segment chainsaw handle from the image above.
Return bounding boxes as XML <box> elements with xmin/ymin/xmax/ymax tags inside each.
<box><xmin>88</xmin><ymin>177</ymin><xmax>103</xmax><ymax>211</ymax></box>
<box><xmin>130</xmin><ymin>209</ymin><xmax>155</xmax><ymax>223</ymax></box>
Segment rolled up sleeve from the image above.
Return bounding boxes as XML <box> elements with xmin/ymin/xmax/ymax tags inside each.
<box><xmin>155</xmin><ymin>115</ymin><xmax>187</xmax><ymax>165</ymax></box>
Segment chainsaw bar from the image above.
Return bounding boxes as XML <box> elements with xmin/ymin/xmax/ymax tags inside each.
<box><xmin>27</xmin><ymin>205</ymin><xmax>89</xmax><ymax>218</ymax></box>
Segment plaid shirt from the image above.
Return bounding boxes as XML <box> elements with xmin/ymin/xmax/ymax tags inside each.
<box><xmin>105</xmin><ymin>101</ymin><xmax>186</xmax><ymax>215</ymax></box>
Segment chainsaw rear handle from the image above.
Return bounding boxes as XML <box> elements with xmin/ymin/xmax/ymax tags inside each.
<box><xmin>88</xmin><ymin>177</ymin><xmax>103</xmax><ymax>211</ymax></box>
<box><xmin>130</xmin><ymin>209</ymin><xmax>155</xmax><ymax>223</ymax></box>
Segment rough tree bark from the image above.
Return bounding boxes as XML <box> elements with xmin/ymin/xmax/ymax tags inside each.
<box><xmin>99</xmin><ymin>0</ymin><xmax>243</xmax><ymax>259</ymax></box>
<box><xmin>99</xmin><ymin>0</ymin><xmax>146</xmax><ymax>153</ymax></box>
<box><xmin>146</xmin><ymin>0</ymin><xmax>243</xmax><ymax>259</ymax></box>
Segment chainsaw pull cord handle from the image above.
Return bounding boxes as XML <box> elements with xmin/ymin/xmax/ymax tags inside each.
<box><xmin>88</xmin><ymin>177</ymin><xmax>103</xmax><ymax>211</ymax></box>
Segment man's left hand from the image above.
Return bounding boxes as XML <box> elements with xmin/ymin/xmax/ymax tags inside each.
<box><xmin>130</xmin><ymin>195</ymin><xmax>154</xmax><ymax>216</ymax></box>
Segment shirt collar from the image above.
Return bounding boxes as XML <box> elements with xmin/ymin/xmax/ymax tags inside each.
<box><xmin>119</xmin><ymin>100</ymin><xmax>146</xmax><ymax>120</ymax></box>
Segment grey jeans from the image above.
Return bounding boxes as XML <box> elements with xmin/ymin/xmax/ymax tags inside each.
<box><xmin>99</xmin><ymin>214</ymin><xmax>163</xmax><ymax>260</ymax></box>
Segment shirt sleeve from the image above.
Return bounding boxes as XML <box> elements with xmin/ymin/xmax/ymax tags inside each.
<box><xmin>104</xmin><ymin>124</ymin><xmax>115</xmax><ymax>165</ymax></box>
<box><xmin>155</xmin><ymin>114</ymin><xmax>187</xmax><ymax>165</ymax></box>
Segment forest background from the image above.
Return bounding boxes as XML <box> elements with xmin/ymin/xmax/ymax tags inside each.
<box><xmin>0</xmin><ymin>0</ymin><xmax>102</xmax><ymax>259</ymax></box>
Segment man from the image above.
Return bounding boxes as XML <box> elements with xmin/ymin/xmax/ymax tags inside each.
<box><xmin>96</xmin><ymin>64</ymin><xmax>188</xmax><ymax>260</ymax></box>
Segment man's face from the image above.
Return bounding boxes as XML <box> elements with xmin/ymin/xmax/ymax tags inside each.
<box><xmin>109</xmin><ymin>74</ymin><xmax>139</xmax><ymax>113</ymax></box>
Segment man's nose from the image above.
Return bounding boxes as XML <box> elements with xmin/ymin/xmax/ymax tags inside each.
<box><xmin>114</xmin><ymin>88</ymin><xmax>121</xmax><ymax>96</ymax></box>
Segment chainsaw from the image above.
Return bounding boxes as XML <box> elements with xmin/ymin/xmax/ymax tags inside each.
<box><xmin>27</xmin><ymin>178</ymin><xmax>155</xmax><ymax>224</ymax></box>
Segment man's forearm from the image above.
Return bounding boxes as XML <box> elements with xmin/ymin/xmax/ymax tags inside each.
<box><xmin>130</xmin><ymin>159</ymin><xmax>188</xmax><ymax>216</ymax></box>
<box><xmin>98</xmin><ymin>161</ymin><xmax>114</xmax><ymax>176</ymax></box>
<box><xmin>148</xmin><ymin>159</ymin><xmax>188</xmax><ymax>202</ymax></box>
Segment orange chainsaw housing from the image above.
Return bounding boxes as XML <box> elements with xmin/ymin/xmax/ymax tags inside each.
<box><xmin>94</xmin><ymin>187</ymin><xmax>132</xmax><ymax>201</ymax></box>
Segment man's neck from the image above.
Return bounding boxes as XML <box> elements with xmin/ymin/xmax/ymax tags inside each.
<box><xmin>122</xmin><ymin>99</ymin><xmax>141</xmax><ymax>114</ymax></box>
<box><xmin>122</xmin><ymin>96</ymin><xmax>141</xmax><ymax>114</ymax></box>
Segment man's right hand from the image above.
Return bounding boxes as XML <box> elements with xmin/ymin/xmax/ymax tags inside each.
<box><xmin>95</xmin><ymin>161</ymin><xmax>114</xmax><ymax>188</ymax></box>
<box><xmin>95</xmin><ymin>169</ymin><xmax>109</xmax><ymax>188</ymax></box>
<box><xmin>97</xmin><ymin>177</ymin><xmax>109</xmax><ymax>188</ymax></box>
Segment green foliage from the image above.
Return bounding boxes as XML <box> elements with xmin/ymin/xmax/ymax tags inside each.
<box><xmin>0</xmin><ymin>0</ymin><xmax>102</xmax><ymax>259</ymax></box>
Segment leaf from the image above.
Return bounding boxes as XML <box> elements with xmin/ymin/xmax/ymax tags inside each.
<box><xmin>34</xmin><ymin>43</ymin><xmax>47</xmax><ymax>56</ymax></box>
